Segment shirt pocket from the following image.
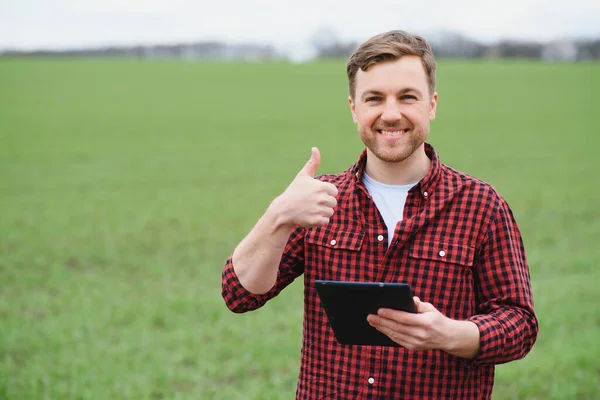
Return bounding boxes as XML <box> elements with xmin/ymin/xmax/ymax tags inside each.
<box><xmin>409</xmin><ymin>240</ymin><xmax>474</xmax><ymax>267</ymax></box>
<box><xmin>304</xmin><ymin>226</ymin><xmax>365</xmax><ymax>281</ymax></box>
<box><xmin>408</xmin><ymin>240</ymin><xmax>475</xmax><ymax>318</ymax></box>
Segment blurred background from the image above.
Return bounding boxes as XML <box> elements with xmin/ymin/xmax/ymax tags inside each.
<box><xmin>1</xmin><ymin>1</ymin><xmax>599</xmax><ymax>399</ymax></box>
<box><xmin>2</xmin><ymin>0</ymin><xmax>600</xmax><ymax>61</ymax></box>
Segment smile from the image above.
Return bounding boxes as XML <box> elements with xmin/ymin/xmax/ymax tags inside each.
<box><xmin>377</xmin><ymin>129</ymin><xmax>409</xmax><ymax>136</ymax></box>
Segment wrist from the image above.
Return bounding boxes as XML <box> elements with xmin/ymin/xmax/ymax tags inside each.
<box><xmin>266</xmin><ymin>196</ymin><xmax>294</xmax><ymax>232</ymax></box>
<box><xmin>440</xmin><ymin>317</ymin><xmax>459</xmax><ymax>353</ymax></box>
<box><xmin>442</xmin><ymin>319</ymin><xmax>480</xmax><ymax>360</ymax></box>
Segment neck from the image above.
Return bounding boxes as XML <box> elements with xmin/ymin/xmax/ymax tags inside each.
<box><xmin>364</xmin><ymin>144</ymin><xmax>431</xmax><ymax>185</ymax></box>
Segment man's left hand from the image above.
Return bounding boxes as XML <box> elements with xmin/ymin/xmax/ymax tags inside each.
<box><xmin>367</xmin><ymin>296</ymin><xmax>449</xmax><ymax>351</ymax></box>
<box><xmin>367</xmin><ymin>296</ymin><xmax>480</xmax><ymax>359</ymax></box>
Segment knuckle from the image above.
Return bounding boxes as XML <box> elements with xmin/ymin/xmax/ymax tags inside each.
<box><xmin>322</xmin><ymin>182</ymin><xmax>337</xmax><ymax>194</ymax></box>
<box><xmin>309</xmin><ymin>215</ymin><xmax>327</xmax><ymax>226</ymax></box>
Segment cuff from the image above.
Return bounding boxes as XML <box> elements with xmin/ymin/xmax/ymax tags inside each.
<box><xmin>468</xmin><ymin>314</ymin><xmax>505</xmax><ymax>366</ymax></box>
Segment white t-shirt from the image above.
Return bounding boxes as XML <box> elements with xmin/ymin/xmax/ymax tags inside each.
<box><xmin>363</xmin><ymin>172</ymin><xmax>417</xmax><ymax>247</ymax></box>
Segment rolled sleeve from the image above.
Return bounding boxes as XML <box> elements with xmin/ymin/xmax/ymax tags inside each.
<box><xmin>469</xmin><ymin>308</ymin><xmax>537</xmax><ymax>365</ymax></box>
<box><xmin>221</xmin><ymin>256</ymin><xmax>272</xmax><ymax>313</ymax></box>
<box><xmin>221</xmin><ymin>225</ymin><xmax>306</xmax><ymax>313</ymax></box>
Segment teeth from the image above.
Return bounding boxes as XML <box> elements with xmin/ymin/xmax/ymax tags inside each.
<box><xmin>379</xmin><ymin>130</ymin><xmax>405</xmax><ymax>136</ymax></box>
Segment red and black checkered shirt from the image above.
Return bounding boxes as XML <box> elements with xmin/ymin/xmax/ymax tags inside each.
<box><xmin>222</xmin><ymin>143</ymin><xmax>538</xmax><ymax>399</ymax></box>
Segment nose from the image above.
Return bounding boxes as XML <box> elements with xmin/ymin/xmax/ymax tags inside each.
<box><xmin>380</xmin><ymin>99</ymin><xmax>402</xmax><ymax>122</ymax></box>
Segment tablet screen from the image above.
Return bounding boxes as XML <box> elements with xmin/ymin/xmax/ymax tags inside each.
<box><xmin>314</xmin><ymin>280</ymin><xmax>417</xmax><ymax>346</ymax></box>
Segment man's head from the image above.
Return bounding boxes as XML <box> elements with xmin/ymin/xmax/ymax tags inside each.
<box><xmin>347</xmin><ymin>30</ymin><xmax>438</xmax><ymax>166</ymax></box>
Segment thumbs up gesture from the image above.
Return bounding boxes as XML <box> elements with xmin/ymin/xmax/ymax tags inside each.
<box><xmin>273</xmin><ymin>147</ymin><xmax>338</xmax><ymax>229</ymax></box>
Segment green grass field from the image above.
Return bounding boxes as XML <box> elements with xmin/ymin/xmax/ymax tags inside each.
<box><xmin>1</xmin><ymin>58</ymin><xmax>599</xmax><ymax>399</ymax></box>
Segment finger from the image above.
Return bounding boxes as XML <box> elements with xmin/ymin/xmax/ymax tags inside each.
<box><xmin>323</xmin><ymin>182</ymin><xmax>338</xmax><ymax>197</ymax></box>
<box><xmin>368</xmin><ymin>314</ymin><xmax>404</xmax><ymax>333</ymax></box>
<box><xmin>416</xmin><ymin>300</ymin><xmax>437</xmax><ymax>313</ymax></box>
<box><xmin>377</xmin><ymin>308</ymin><xmax>421</xmax><ymax>326</ymax></box>
<box><xmin>368</xmin><ymin>322</ymin><xmax>412</xmax><ymax>348</ymax></box>
<box><xmin>320</xmin><ymin>207</ymin><xmax>335</xmax><ymax>218</ymax></box>
<box><xmin>300</xmin><ymin>147</ymin><xmax>321</xmax><ymax>177</ymax></box>
<box><xmin>368</xmin><ymin>316</ymin><xmax>422</xmax><ymax>343</ymax></box>
<box><xmin>309</xmin><ymin>216</ymin><xmax>330</xmax><ymax>227</ymax></box>
<box><xmin>413</xmin><ymin>296</ymin><xmax>421</xmax><ymax>311</ymax></box>
<box><xmin>318</xmin><ymin>194</ymin><xmax>337</xmax><ymax>208</ymax></box>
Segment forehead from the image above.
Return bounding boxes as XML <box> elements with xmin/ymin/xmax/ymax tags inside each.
<box><xmin>355</xmin><ymin>56</ymin><xmax>428</xmax><ymax>95</ymax></box>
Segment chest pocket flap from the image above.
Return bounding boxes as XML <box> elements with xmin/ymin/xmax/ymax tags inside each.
<box><xmin>305</xmin><ymin>226</ymin><xmax>364</xmax><ymax>251</ymax></box>
<box><xmin>409</xmin><ymin>240</ymin><xmax>475</xmax><ymax>267</ymax></box>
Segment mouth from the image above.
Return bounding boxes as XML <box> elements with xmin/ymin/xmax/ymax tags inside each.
<box><xmin>376</xmin><ymin>128</ymin><xmax>410</xmax><ymax>137</ymax></box>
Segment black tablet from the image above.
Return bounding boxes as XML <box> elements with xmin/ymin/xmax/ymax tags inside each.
<box><xmin>314</xmin><ymin>280</ymin><xmax>417</xmax><ymax>347</ymax></box>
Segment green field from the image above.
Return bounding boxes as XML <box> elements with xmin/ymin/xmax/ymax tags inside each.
<box><xmin>1</xmin><ymin>58</ymin><xmax>599</xmax><ymax>399</ymax></box>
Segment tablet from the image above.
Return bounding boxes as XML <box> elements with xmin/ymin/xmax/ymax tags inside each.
<box><xmin>314</xmin><ymin>280</ymin><xmax>417</xmax><ymax>347</ymax></box>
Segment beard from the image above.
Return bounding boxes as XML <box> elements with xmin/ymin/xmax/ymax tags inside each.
<box><xmin>358</xmin><ymin>123</ymin><xmax>429</xmax><ymax>163</ymax></box>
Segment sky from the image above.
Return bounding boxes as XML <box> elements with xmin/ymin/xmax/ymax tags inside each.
<box><xmin>1</xmin><ymin>0</ymin><xmax>599</xmax><ymax>51</ymax></box>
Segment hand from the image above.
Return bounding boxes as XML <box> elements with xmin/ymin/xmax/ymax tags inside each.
<box><xmin>367</xmin><ymin>297</ymin><xmax>452</xmax><ymax>352</ymax></box>
<box><xmin>272</xmin><ymin>147</ymin><xmax>338</xmax><ymax>229</ymax></box>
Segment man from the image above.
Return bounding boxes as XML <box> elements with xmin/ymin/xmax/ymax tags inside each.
<box><xmin>221</xmin><ymin>30</ymin><xmax>538</xmax><ymax>399</ymax></box>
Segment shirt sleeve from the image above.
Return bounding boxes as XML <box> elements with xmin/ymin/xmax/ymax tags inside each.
<box><xmin>468</xmin><ymin>197</ymin><xmax>539</xmax><ymax>366</ymax></box>
<box><xmin>221</xmin><ymin>225</ymin><xmax>306</xmax><ymax>313</ymax></box>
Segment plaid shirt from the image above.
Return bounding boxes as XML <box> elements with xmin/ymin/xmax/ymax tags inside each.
<box><xmin>222</xmin><ymin>143</ymin><xmax>538</xmax><ymax>399</ymax></box>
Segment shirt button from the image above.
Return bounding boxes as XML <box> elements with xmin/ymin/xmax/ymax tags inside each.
<box><xmin>330</xmin><ymin>239</ymin><xmax>336</xmax><ymax>246</ymax></box>
<box><xmin>368</xmin><ymin>377</ymin><xmax>375</xmax><ymax>384</ymax></box>
<box><xmin>377</xmin><ymin>235</ymin><xmax>384</xmax><ymax>242</ymax></box>
<box><xmin>439</xmin><ymin>250</ymin><xmax>446</xmax><ymax>257</ymax></box>
<box><xmin>423</xmin><ymin>191</ymin><xmax>428</xmax><ymax>197</ymax></box>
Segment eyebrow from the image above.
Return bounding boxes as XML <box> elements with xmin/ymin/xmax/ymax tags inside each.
<box><xmin>361</xmin><ymin>87</ymin><xmax>423</xmax><ymax>100</ymax></box>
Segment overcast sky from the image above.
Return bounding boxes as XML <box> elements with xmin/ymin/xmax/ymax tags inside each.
<box><xmin>1</xmin><ymin>0</ymin><xmax>599</xmax><ymax>50</ymax></box>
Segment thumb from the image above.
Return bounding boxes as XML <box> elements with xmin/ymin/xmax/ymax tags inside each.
<box><xmin>413</xmin><ymin>296</ymin><xmax>421</xmax><ymax>309</ymax></box>
<box><xmin>414</xmin><ymin>297</ymin><xmax>436</xmax><ymax>313</ymax></box>
<box><xmin>300</xmin><ymin>147</ymin><xmax>321</xmax><ymax>177</ymax></box>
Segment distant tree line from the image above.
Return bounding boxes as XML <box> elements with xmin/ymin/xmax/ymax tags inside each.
<box><xmin>312</xmin><ymin>31</ymin><xmax>600</xmax><ymax>62</ymax></box>
<box><xmin>0</xmin><ymin>41</ymin><xmax>282</xmax><ymax>62</ymax></box>
<box><xmin>2</xmin><ymin>31</ymin><xmax>599</xmax><ymax>62</ymax></box>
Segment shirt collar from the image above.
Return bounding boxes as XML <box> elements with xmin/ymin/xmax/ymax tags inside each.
<box><xmin>350</xmin><ymin>143</ymin><xmax>442</xmax><ymax>198</ymax></box>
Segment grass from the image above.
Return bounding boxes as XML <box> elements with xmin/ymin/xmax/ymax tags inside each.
<box><xmin>1</xmin><ymin>58</ymin><xmax>599</xmax><ymax>399</ymax></box>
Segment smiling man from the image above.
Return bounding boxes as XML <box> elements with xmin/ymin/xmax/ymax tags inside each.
<box><xmin>221</xmin><ymin>30</ymin><xmax>538</xmax><ymax>399</ymax></box>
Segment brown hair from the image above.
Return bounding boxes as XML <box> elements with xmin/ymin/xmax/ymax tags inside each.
<box><xmin>346</xmin><ymin>30</ymin><xmax>436</xmax><ymax>98</ymax></box>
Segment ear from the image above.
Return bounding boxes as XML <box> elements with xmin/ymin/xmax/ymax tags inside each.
<box><xmin>429</xmin><ymin>92</ymin><xmax>438</xmax><ymax>121</ymax></box>
<box><xmin>348</xmin><ymin>95</ymin><xmax>357</xmax><ymax>124</ymax></box>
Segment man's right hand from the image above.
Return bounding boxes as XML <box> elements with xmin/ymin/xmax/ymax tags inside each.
<box><xmin>231</xmin><ymin>147</ymin><xmax>338</xmax><ymax>294</ymax></box>
<box><xmin>271</xmin><ymin>147</ymin><xmax>339</xmax><ymax>229</ymax></box>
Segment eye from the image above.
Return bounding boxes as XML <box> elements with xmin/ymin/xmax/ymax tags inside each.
<box><xmin>401</xmin><ymin>95</ymin><xmax>417</xmax><ymax>101</ymax></box>
<box><xmin>365</xmin><ymin>96</ymin><xmax>382</xmax><ymax>102</ymax></box>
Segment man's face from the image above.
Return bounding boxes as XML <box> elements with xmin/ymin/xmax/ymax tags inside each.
<box><xmin>349</xmin><ymin>56</ymin><xmax>438</xmax><ymax>164</ymax></box>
